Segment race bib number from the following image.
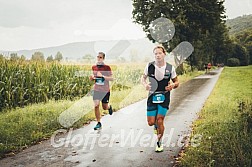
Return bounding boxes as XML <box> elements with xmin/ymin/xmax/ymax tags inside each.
<box><xmin>152</xmin><ymin>93</ymin><xmax>165</xmax><ymax>103</ymax></box>
<box><xmin>95</xmin><ymin>77</ymin><xmax>105</xmax><ymax>85</ymax></box>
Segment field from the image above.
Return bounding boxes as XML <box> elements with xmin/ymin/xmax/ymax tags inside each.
<box><xmin>178</xmin><ymin>66</ymin><xmax>252</xmax><ymax>166</ymax></box>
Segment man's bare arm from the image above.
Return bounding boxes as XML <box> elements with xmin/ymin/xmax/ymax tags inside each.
<box><xmin>104</xmin><ymin>75</ymin><xmax>113</xmax><ymax>81</ymax></box>
<box><xmin>165</xmin><ymin>76</ymin><xmax>179</xmax><ymax>91</ymax></box>
<box><xmin>171</xmin><ymin>76</ymin><xmax>179</xmax><ymax>89</ymax></box>
<box><xmin>141</xmin><ymin>74</ymin><xmax>151</xmax><ymax>90</ymax></box>
<box><xmin>96</xmin><ymin>71</ymin><xmax>113</xmax><ymax>81</ymax></box>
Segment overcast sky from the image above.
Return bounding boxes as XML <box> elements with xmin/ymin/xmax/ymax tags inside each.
<box><xmin>0</xmin><ymin>0</ymin><xmax>251</xmax><ymax>51</ymax></box>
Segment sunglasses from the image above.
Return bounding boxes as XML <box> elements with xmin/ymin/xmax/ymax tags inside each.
<box><xmin>97</xmin><ymin>56</ymin><xmax>103</xmax><ymax>59</ymax></box>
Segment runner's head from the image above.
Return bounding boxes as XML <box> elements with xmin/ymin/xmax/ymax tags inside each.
<box><xmin>153</xmin><ymin>46</ymin><xmax>166</xmax><ymax>63</ymax></box>
<box><xmin>97</xmin><ymin>52</ymin><xmax>105</xmax><ymax>64</ymax></box>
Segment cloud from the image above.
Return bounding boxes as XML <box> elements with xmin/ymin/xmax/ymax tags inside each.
<box><xmin>0</xmin><ymin>0</ymin><xmax>142</xmax><ymax>50</ymax></box>
<box><xmin>0</xmin><ymin>0</ymin><xmax>131</xmax><ymax>28</ymax></box>
<box><xmin>83</xmin><ymin>19</ymin><xmax>145</xmax><ymax>40</ymax></box>
<box><xmin>224</xmin><ymin>0</ymin><xmax>252</xmax><ymax>19</ymax></box>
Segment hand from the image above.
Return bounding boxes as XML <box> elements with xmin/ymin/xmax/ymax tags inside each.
<box><xmin>165</xmin><ymin>82</ymin><xmax>174</xmax><ymax>91</ymax></box>
<box><xmin>145</xmin><ymin>82</ymin><xmax>151</xmax><ymax>91</ymax></box>
<box><xmin>89</xmin><ymin>75</ymin><xmax>95</xmax><ymax>80</ymax></box>
<box><xmin>97</xmin><ymin>71</ymin><xmax>103</xmax><ymax>77</ymax></box>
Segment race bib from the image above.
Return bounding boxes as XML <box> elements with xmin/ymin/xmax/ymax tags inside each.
<box><xmin>95</xmin><ymin>77</ymin><xmax>105</xmax><ymax>85</ymax></box>
<box><xmin>152</xmin><ymin>93</ymin><xmax>165</xmax><ymax>103</ymax></box>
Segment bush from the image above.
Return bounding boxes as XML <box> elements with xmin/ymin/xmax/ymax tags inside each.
<box><xmin>227</xmin><ymin>58</ymin><xmax>240</xmax><ymax>67</ymax></box>
<box><xmin>232</xmin><ymin>44</ymin><xmax>249</xmax><ymax>66</ymax></box>
<box><xmin>175</xmin><ymin>63</ymin><xmax>192</xmax><ymax>75</ymax></box>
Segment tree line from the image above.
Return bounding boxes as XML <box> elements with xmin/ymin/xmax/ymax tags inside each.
<box><xmin>0</xmin><ymin>51</ymin><xmax>63</xmax><ymax>62</ymax></box>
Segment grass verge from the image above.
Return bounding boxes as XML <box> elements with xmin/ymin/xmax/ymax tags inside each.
<box><xmin>178</xmin><ymin>66</ymin><xmax>252</xmax><ymax>167</ymax></box>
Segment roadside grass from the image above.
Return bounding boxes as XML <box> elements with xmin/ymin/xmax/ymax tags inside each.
<box><xmin>178</xmin><ymin>66</ymin><xmax>252</xmax><ymax>167</ymax></box>
<box><xmin>0</xmin><ymin>69</ymin><xmax>203</xmax><ymax>158</ymax></box>
<box><xmin>179</xmin><ymin>69</ymin><xmax>204</xmax><ymax>84</ymax></box>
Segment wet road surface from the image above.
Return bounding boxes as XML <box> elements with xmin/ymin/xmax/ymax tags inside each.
<box><xmin>0</xmin><ymin>68</ymin><xmax>223</xmax><ymax>167</ymax></box>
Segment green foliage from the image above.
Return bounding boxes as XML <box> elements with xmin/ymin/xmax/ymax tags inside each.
<box><xmin>226</xmin><ymin>14</ymin><xmax>252</xmax><ymax>35</ymax></box>
<box><xmin>0</xmin><ymin>59</ymin><xmax>92</xmax><ymax>111</ymax></box>
<box><xmin>20</xmin><ymin>55</ymin><xmax>26</xmax><ymax>61</ymax></box>
<box><xmin>0</xmin><ymin>62</ymin><xmax>145</xmax><ymax>111</ymax></box>
<box><xmin>54</xmin><ymin>51</ymin><xmax>63</xmax><ymax>62</ymax></box>
<box><xmin>132</xmin><ymin>0</ymin><xmax>229</xmax><ymax>69</ymax></box>
<box><xmin>175</xmin><ymin>63</ymin><xmax>192</xmax><ymax>75</ymax></box>
<box><xmin>178</xmin><ymin>66</ymin><xmax>252</xmax><ymax>166</ymax></box>
<box><xmin>46</xmin><ymin>55</ymin><xmax>54</xmax><ymax>62</ymax></box>
<box><xmin>232</xmin><ymin>28</ymin><xmax>252</xmax><ymax>65</ymax></box>
<box><xmin>31</xmin><ymin>52</ymin><xmax>45</xmax><ymax>62</ymax></box>
<box><xmin>0</xmin><ymin>100</ymin><xmax>74</xmax><ymax>157</ymax></box>
<box><xmin>10</xmin><ymin>53</ymin><xmax>19</xmax><ymax>61</ymax></box>
<box><xmin>232</xmin><ymin>44</ymin><xmax>249</xmax><ymax>66</ymax></box>
<box><xmin>227</xmin><ymin>58</ymin><xmax>240</xmax><ymax>67</ymax></box>
<box><xmin>247</xmin><ymin>44</ymin><xmax>252</xmax><ymax>64</ymax></box>
<box><xmin>227</xmin><ymin>15</ymin><xmax>252</xmax><ymax>65</ymax></box>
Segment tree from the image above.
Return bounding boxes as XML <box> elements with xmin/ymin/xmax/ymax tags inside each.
<box><xmin>10</xmin><ymin>53</ymin><xmax>19</xmax><ymax>61</ymax></box>
<box><xmin>246</xmin><ymin>42</ymin><xmax>252</xmax><ymax>64</ymax></box>
<box><xmin>31</xmin><ymin>52</ymin><xmax>45</xmax><ymax>61</ymax></box>
<box><xmin>20</xmin><ymin>55</ymin><xmax>26</xmax><ymax>61</ymax></box>
<box><xmin>132</xmin><ymin>0</ymin><xmax>228</xmax><ymax>70</ymax></box>
<box><xmin>55</xmin><ymin>51</ymin><xmax>63</xmax><ymax>62</ymax></box>
<box><xmin>47</xmin><ymin>55</ymin><xmax>54</xmax><ymax>62</ymax></box>
<box><xmin>214</xmin><ymin>29</ymin><xmax>234</xmax><ymax>65</ymax></box>
<box><xmin>233</xmin><ymin>28</ymin><xmax>252</xmax><ymax>65</ymax></box>
<box><xmin>232</xmin><ymin>44</ymin><xmax>249</xmax><ymax>66</ymax></box>
<box><xmin>227</xmin><ymin>58</ymin><xmax>240</xmax><ymax>67</ymax></box>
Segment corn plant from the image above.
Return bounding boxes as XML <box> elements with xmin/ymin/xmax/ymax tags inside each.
<box><xmin>0</xmin><ymin>59</ymin><xmax>144</xmax><ymax>111</ymax></box>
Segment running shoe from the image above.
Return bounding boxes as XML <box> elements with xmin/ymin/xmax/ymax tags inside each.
<box><xmin>155</xmin><ymin>141</ymin><xmax>164</xmax><ymax>152</ymax></box>
<box><xmin>94</xmin><ymin>122</ymin><xmax>102</xmax><ymax>130</ymax></box>
<box><xmin>108</xmin><ymin>105</ymin><xmax>113</xmax><ymax>115</ymax></box>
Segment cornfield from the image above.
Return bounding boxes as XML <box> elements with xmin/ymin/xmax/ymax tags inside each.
<box><xmin>0</xmin><ymin>59</ymin><xmax>92</xmax><ymax>111</ymax></box>
<box><xmin>0</xmin><ymin>59</ymin><xmax>144</xmax><ymax>111</ymax></box>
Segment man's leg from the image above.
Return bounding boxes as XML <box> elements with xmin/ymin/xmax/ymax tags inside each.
<box><xmin>155</xmin><ymin>115</ymin><xmax>165</xmax><ymax>152</ymax></box>
<box><xmin>156</xmin><ymin>105</ymin><xmax>168</xmax><ymax>140</ymax></box>
<box><xmin>147</xmin><ymin>116</ymin><xmax>156</xmax><ymax>126</ymax></box>
<box><xmin>156</xmin><ymin>115</ymin><xmax>165</xmax><ymax>141</ymax></box>
<box><xmin>147</xmin><ymin>105</ymin><xmax>157</xmax><ymax>126</ymax></box>
<box><xmin>93</xmin><ymin>100</ymin><xmax>102</xmax><ymax>130</ymax></box>
<box><xmin>155</xmin><ymin>105</ymin><xmax>168</xmax><ymax>152</ymax></box>
<box><xmin>102</xmin><ymin>103</ymin><xmax>109</xmax><ymax>109</ymax></box>
<box><xmin>94</xmin><ymin>100</ymin><xmax>101</xmax><ymax>122</ymax></box>
<box><xmin>101</xmin><ymin>92</ymin><xmax>113</xmax><ymax>115</ymax></box>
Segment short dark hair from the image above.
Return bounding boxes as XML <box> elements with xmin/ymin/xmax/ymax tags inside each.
<box><xmin>98</xmin><ymin>52</ymin><xmax>105</xmax><ymax>59</ymax></box>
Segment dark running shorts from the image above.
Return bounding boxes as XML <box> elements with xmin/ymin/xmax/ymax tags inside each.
<box><xmin>93</xmin><ymin>91</ymin><xmax>110</xmax><ymax>103</ymax></box>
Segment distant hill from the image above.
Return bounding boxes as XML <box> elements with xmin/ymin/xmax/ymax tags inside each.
<box><xmin>0</xmin><ymin>38</ymin><xmax>156</xmax><ymax>62</ymax></box>
<box><xmin>226</xmin><ymin>14</ymin><xmax>252</xmax><ymax>35</ymax></box>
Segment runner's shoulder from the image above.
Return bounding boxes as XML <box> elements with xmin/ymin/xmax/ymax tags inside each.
<box><xmin>104</xmin><ymin>64</ymin><xmax>111</xmax><ymax>70</ymax></box>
